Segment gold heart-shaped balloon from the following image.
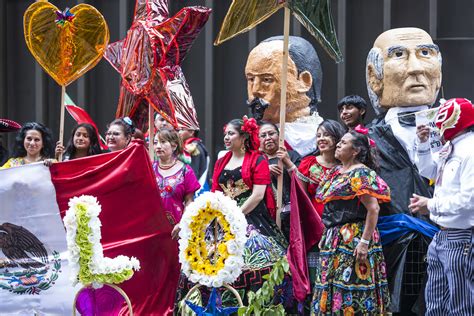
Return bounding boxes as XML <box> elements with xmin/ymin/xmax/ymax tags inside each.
<box><xmin>24</xmin><ymin>2</ymin><xmax>110</xmax><ymax>86</ymax></box>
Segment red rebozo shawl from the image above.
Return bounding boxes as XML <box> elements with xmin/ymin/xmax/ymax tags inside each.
<box><xmin>211</xmin><ymin>150</ymin><xmax>276</xmax><ymax>219</ymax></box>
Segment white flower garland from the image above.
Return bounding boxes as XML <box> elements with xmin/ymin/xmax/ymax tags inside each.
<box><xmin>178</xmin><ymin>191</ymin><xmax>247</xmax><ymax>288</ymax></box>
<box><xmin>63</xmin><ymin>195</ymin><xmax>140</xmax><ymax>287</ymax></box>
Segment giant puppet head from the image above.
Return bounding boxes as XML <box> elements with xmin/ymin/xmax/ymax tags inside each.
<box><xmin>366</xmin><ymin>28</ymin><xmax>442</xmax><ymax>114</ymax></box>
<box><xmin>245</xmin><ymin>36</ymin><xmax>322</xmax><ymax>123</ymax></box>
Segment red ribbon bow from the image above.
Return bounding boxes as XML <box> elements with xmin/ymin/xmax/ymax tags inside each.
<box><xmin>354</xmin><ymin>124</ymin><xmax>376</xmax><ymax>147</ymax></box>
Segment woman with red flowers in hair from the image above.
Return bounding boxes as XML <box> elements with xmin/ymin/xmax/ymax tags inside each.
<box><xmin>214</xmin><ymin>118</ymin><xmax>291</xmax><ymax>300</ymax></box>
<box><xmin>152</xmin><ymin>128</ymin><xmax>200</xmax><ymax>239</ymax></box>
<box><xmin>175</xmin><ymin>117</ymin><xmax>294</xmax><ymax>311</ymax></box>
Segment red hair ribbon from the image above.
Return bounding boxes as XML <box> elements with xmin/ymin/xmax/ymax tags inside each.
<box><xmin>242</xmin><ymin>116</ymin><xmax>260</xmax><ymax>150</ymax></box>
<box><xmin>354</xmin><ymin>124</ymin><xmax>376</xmax><ymax>148</ymax></box>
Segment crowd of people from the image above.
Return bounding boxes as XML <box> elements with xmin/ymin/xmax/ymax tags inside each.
<box><xmin>2</xmin><ymin>92</ymin><xmax>471</xmax><ymax>315</ymax></box>
<box><xmin>1</xmin><ymin>26</ymin><xmax>472</xmax><ymax>316</ymax></box>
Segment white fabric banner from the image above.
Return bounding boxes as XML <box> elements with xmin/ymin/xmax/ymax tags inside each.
<box><xmin>0</xmin><ymin>163</ymin><xmax>74</xmax><ymax>315</ymax></box>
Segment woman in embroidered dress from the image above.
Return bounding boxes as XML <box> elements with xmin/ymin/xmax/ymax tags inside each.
<box><xmin>152</xmin><ymin>128</ymin><xmax>200</xmax><ymax>239</ymax></box>
<box><xmin>311</xmin><ymin>130</ymin><xmax>391</xmax><ymax>315</ymax></box>
<box><xmin>297</xmin><ymin>119</ymin><xmax>346</xmax><ymax>216</ymax></box>
<box><xmin>54</xmin><ymin>123</ymin><xmax>102</xmax><ymax>161</ymax></box>
<box><xmin>1</xmin><ymin>122</ymin><xmax>54</xmax><ymax>168</ymax></box>
<box><xmin>213</xmin><ymin>118</ymin><xmax>292</xmax><ymax>305</ymax></box>
<box><xmin>175</xmin><ymin>118</ymin><xmax>294</xmax><ymax>311</ymax></box>
<box><xmin>258</xmin><ymin>121</ymin><xmax>301</xmax><ymax>239</ymax></box>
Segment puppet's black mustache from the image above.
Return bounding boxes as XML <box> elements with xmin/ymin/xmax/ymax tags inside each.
<box><xmin>247</xmin><ymin>98</ymin><xmax>270</xmax><ymax>122</ymax></box>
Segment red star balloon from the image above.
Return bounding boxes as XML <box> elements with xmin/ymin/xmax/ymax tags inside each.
<box><xmin>105</xmin><ymin>0</ymin><xmax>211</xmax><ymax>130</ymax></box>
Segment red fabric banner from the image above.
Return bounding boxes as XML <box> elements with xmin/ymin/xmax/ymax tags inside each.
<box><xmin>50</xmin><ymin>141</ymin><xmax>179</xmax><ymax>315</ymax></box>
<box><xmin>287</xmin><ymin>172</ymin><xmax>324</xmax><ymax>303</ymax></box>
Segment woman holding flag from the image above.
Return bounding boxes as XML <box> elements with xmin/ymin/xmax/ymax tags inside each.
<box><xmin>54</xmin><ymin>123</ymin><xmax>102</xmax><ymax>161</ymax></box>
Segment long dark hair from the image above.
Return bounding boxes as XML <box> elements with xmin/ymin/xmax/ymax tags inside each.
<box><xmin>64</xmin><ymin>123</ymin><xmax>102</xmax><ymax>159</ymax></box>
<box><xmin>12</xmin><ymin>122</ymin><xmax>54</xmax><ymax>158</ymax></box>
<box><xmin>349</xmin><ymin>130</ymin><xmax>379</xmax><ymax>171</ymax></box>
<box><xmin>308</xmin><ymin>119</ymin><xmax>346</xmax><ymax>157</ymax></box>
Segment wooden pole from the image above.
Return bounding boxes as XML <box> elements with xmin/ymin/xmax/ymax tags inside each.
<box><xmin>58</xmin><ymin>85</ymin><xmax>66</xmax><ymax>161</ymax></box>
<box><xmin>276</xmin><ymin>7</ymin><xmax>291</xmax><ymax>229</ymax></box>
<box><xmin>148</xmin><ymin>105</ymin><xmax>154</xmax><ymax>160</ymax></box>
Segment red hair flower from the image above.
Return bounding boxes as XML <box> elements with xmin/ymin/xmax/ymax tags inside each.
<box><xmin>354</xmin><ymin>124</ymin><xmax>376</xmax><ymax>148</ymax></box>
<box><xmin>242</xmin><ymin>116</ymin><xmax>260</xmax><ymax>150</ymax></box>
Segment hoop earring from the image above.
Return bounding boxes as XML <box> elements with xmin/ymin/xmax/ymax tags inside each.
<box><xmin>240</xmin><ymin>144</ymin><xmax>246</xmax><ymax>153</ymax></box>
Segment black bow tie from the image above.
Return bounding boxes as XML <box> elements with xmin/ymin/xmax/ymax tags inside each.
<box><xmin>397</xmin><ymin>111</ymin><xmax>417</xmax><ymax>127</ymax></box>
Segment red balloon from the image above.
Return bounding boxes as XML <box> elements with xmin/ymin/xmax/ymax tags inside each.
<box><xmin>104</xmin><ymin>0</ymin><xmax>211</xmax><ymax>131</ymax></box>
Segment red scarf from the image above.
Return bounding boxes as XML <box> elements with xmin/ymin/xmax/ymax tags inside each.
<box><xmin>183</xmin><ymin>137</ymin><xmax>201</xmax><ymax>147</ymax></box>
<box><xmin>212</xmin><ymin>151</ymin><xmax>276</xmax><ymax>219</ymax></box>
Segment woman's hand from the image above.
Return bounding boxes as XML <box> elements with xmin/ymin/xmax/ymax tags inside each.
<box><xmin>269</xmin><ymin>164</ymin><xmax>283</xmax><ymax>176</ymax></box>
<box><xmin>357</xmin><ymin>194</ymin><xmax>379</xmax><ymax>262</ymax></box>
<box><xmin>416</xmin><ymin>124</ymin><xmax>430</xmax><ymax>143</ymax></box>
<box><xmin>276</xmin><ymin>147</ymin><xmax>292</xmax><ymax>168</ymax></box>
<box><xmin>354</xmin><ymin>242</ymin><xmax>369</xmax><ymax>262</ymax></box>
<box><xmin>55</xmin><ymin>141</ymin><xmax>65</xmax><ymax>160</ymax></box>
<box><xmin>43</xmin><ymin>159</ymin><xmax>57</xmax><ymax>167</ymax></box>
<box><xmin>171</xmin><ymin>224</ymin><xmax>180</xmax><ymax>240</ymax></box>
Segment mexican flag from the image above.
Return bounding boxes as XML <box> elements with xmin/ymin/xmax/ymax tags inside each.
<box><xmin>0</xmin><ymin>141</ymin><xmax>179</xmax><ymax>315</ymax></box>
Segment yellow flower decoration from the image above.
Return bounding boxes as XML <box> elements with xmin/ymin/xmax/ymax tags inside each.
<box><xmin>178</xmin><ymin>192</ymin><xmax>247</xmax><ymax>288</ymax></box>
<box><xmin>186</xmin><ymin>207</ymin><xmax>234</xmax><ymax>275</ymax></box>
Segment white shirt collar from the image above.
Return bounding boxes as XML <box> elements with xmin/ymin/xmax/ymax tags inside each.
<box><xmin>385</xmin><ymin>106</ymin><xmax>428</xmax><ymax>164</ymax></box>
<box><xmin>385</xmin><ymin>105</ymin><xmax>428</xmax><ymax>123</ymax></box>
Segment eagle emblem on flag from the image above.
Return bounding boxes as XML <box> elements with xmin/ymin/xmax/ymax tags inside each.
<box><xmin>0</xmin><ymin>223</ymin><xmax>61</xmax><ymax>295</ymax></box>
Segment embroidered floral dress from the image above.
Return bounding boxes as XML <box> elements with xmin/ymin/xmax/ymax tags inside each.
<box><xmin>1</xmin><ymin>157</ymin><xmax>28</xmax><ymax>168</ymax></box>
<box><xmin>217</xmin><ymin>166</ymin><xmax>291</xmax><ymax>303</ymax></box>
<box><xmin>297</xmin><ymin>155</ymin><xmax>335</xmax><ymax>290</ymax></box>
<box><xmin>298</xmin><ymin>156</ymin><xmax>334</xmax><ymax>216</ymax></box>
<box><xmin>153</xmin><ymin>162</ymin><xmax>200</xmax><ymax>225</ymax></box>
<box><xmin>311</xmin><ymin>166</ymin><xmax>391</xmax><ymax>315</ymax></box>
